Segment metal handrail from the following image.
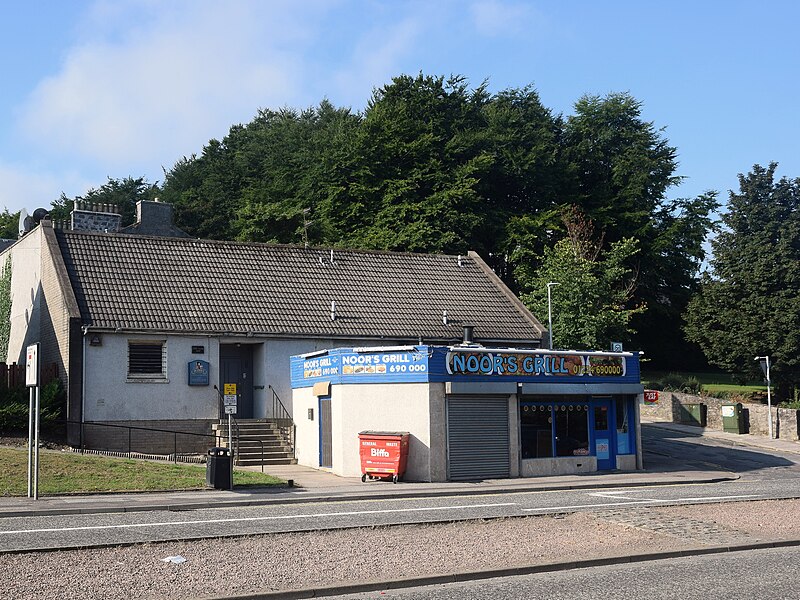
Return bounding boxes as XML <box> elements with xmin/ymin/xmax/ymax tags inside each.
<box><xmin>59</xmin><ymin>419</ymin><xmax>221</xmax><ymax>464</ymax></box>
<box><xmin>269</xmin><ymin>385</ymin><xmax>296</xmax><ymax>458</ymax></box>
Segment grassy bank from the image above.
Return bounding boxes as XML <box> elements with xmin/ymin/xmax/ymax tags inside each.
<box><xmin>0</xmin><ymin>447</ymin><xmax>284</xmax><ymax>496</ymax></box>
<box><xmin>641</xmin><ymin>371</ymin><xmax>766</xmax><ymax>395</ymax></box>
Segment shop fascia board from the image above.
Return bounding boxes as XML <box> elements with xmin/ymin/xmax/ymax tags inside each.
<box><xmin>520</xmin><ymin>383</ymin><xmax>645</xmax><ymax>396</ymax></box>
<box><xmin>446</xmin><ymin>381</ymin><xmax>518</xmax><ymax>395</ymax></box>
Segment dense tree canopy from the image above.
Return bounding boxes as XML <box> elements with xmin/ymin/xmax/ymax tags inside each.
<box><xmin>0</xmin><ymin>209</ymin><xmax>19</xmax><ymax>239</ymax></box>
<box><xmin>519</xmin><ymin>208</ymin><xmax>645</xmax><ymax>350</ymax></box>
<box><xmin>53</xmin><ymin>73</ymin><xmax>719</xmax><ymax>370</ymax></box>
<box><xmin>51</xmin><ymin>177</ymin><xmax>158</xmax><ymax>227</ymax></box>
<box><xmin>685</xmin><ymin>164</ymin><xmax>800</xmax><ymax>400</ymax></box>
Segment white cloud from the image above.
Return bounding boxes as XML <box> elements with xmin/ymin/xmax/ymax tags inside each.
<box><xmin>470</xmin><ymin>0</ymin><xmax>535</xmax><ymax>37</ymax></box>
<box><xmin>0</xmin><ymin>161</ymin><xmax>94</xmax><ymax>215</ymax></box>
<box><xmin>331</xmin><ymin>17</ymin><xmax>425</xmax><ymax>108</ymax></box>
<box><xmin>17</xmin><ymin>1</ymin><xmax>330</xmax><ymax>170</ymax></box>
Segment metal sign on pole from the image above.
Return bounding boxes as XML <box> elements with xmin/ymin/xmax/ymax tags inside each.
<box><xmin>25</xmin><ymin>343</ymin><xmax>40</xmax><ymax>500</ymax></box>
<box><xmin>755</xmin><ymin>356</ymin><xmax>773</xmax><ymax>439</ymax></box>
<box><xmin>224</xmin><ymin>383</ymin><xmax>237</xmax><ymax>454</ymax></box>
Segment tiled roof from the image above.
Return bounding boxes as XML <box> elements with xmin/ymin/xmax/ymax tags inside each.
<box><xmin>55</xmin><ymin>231</ymin><xmax>544</xmax><ymax>344</ymax></box>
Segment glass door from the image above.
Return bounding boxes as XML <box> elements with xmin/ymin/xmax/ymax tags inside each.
<box><xmin>592</xmin><ymin>398</ymin><xmax>615</xmax><ymax>470</ymax></box>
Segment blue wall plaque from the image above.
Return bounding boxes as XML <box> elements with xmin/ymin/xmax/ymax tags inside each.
<box><xmin>188</xmin><ymin>360</ymin><xmax>210</xmax><ymax>386</ymax></box>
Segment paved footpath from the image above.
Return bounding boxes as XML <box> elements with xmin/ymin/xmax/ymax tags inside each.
<box><xmin>4</xmin><ymin>419</ymin><xmax>798</xmax><ymax>519</ymax></box>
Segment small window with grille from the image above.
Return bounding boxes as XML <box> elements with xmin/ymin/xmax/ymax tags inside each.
<box><xmin>127</xmin><ymin>340</ymin><xmax>166</xmax><ymax>379</ymax></box>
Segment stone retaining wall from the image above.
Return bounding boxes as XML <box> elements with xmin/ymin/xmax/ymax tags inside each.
<box><xmin>641</xmin><ymin>390</ymin><xmax>800</xmax><ymax>441</ymax></box>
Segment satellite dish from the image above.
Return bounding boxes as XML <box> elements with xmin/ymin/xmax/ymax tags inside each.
<box><xmin>18</xmin><ymin>209</ymin><xmax>30</xmax><ymax>237</ymax></box>
<box><xmin>32</xmin><ymin>208</ymin><xmax>50</xmax><ymax>224</ymax></box>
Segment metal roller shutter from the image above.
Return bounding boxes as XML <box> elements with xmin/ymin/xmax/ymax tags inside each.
<box><xmin>447</xmin><ymin>396</ymin><xmax>510</xmax><ymax>481</ymax></box>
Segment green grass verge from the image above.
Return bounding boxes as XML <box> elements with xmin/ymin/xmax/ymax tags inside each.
<box><xmin>641</xmin><ymin>371</ymin><xmax>766</xmax><ymax>394</ymax></box>
<box><xmin>0</xmin><ymin>447</ymin><xmax>285</xmax><ymax>496</ymax></box>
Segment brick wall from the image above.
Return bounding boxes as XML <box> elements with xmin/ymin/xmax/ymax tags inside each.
<box><xmin>39</xmin><ymin>226</ymin><xmax>74</xmax><ymax>412</ymax></box>
<box><xmin>80</xmin><ymin>420</ymin><xmax>217</xmax><ymax>454</ymax></box>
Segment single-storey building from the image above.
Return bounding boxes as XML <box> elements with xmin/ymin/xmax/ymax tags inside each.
<box><xmin>3</xmin><ymin>201</ymin><xmax>549</xmax><ymax>458</ymax></box>
<box><xmin>291</xmin><ymin>343</ymin><xmax>643</xmax><ymax>481</ymax></box>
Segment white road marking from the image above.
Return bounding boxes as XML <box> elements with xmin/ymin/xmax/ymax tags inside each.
<box><xmin>522</xmin><ymin>494</ymin><xmax>762</xmax><ymax>512</ymax></box>
<box><xmin>0</xmin><ymin>503</ymin><xmax>517</xmax><ymax>536</ymax></box>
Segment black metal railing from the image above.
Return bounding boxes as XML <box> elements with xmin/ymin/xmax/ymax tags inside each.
<box><xmin>269</xmin><ymin>385</ymin><xmax>296</xmax><ymax>458</ymax></box>
<box><xmin>55</xmin><ymin>418</ymin><xmax>268</xmax><ymax>474</ymax></box>
<box><xmin>54</xmin><ymin>419</ymin><xmax>222</xmax><ymax>464</ymax></box>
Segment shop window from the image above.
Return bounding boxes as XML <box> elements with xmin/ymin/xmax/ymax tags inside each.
<box><xmin>520</xmin><ymin>403</ymin><xmax>553</xmax><ymax>458</ymax></box>
<box><xmin>128</xmin><ymin>340</ymin><xmax>166</xmax><ymax>379</ymax></box>
<box><xmin>616</xmin><ymin>396</ymin><xmax>631</xmax><ymax>454</ymax></box>
<box><xmin>555</xmin><ymin>404</ymin><xmax>590</xmax><ymax>457</ymax></box>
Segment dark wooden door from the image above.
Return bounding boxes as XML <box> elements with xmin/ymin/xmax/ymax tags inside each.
<box><xmin>219</xmin><ymin>345</ymin><xmax>254</xmax><ymax>419</ymax></box>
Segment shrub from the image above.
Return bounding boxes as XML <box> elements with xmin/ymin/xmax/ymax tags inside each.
<box><xmin>0</xmin><ymin>401</ymin><xmax>28</xmax><ymax>430</ymax></box>
<box><xmin>647</xmin><ymin>373</ymin><xmax>704</xmax><ymax>395</ymax></box>
<box><xmin>0</xmin><ymin>379</ymin><xmax>65</xmax><ymax>432</ymax></box>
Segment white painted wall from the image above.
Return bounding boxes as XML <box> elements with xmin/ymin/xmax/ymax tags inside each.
<box><xmin>2</xmin><ymin>229</ymin><xmax>42</xmax><ymax>364</ymax></box>
<box><xmin>84</xmin><ymin>333</ymin><xmax>219</xmax><ymax>421</ymax></box>
<box><xmin>82</xmin><ymin>335</ymin><xmax>399</xmax><ymax>423</ymax></box>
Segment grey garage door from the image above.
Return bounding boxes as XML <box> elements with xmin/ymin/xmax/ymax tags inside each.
<box><xmin>447</xmin><ymin>396</ymin><xmax>510</xmax><ymax>481</ymax></box>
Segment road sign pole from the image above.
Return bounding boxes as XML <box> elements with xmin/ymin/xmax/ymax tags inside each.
<box><xmin>755</xmin><ymin>355</ymin><xmax>773</xmax><ymax>439</ymax></box>
<box><xmin>34</xmin><ymin>385</ymin><xmax>40</xmax><ymax>500</ymax></box>
<box><xmin>766</xmin><ymin>357</ymin><xmax>773</xmax><ymax>440</ymax></box>
<box><xmin>27</xmin><ymin>386</ymin><xmax>34</xmax><ymax>498</ymax></box>
<box><xmin>26</xmin><ymin>343</ymin><xmax>40</xmax><ymax>500</ymax></box>
<box><xmin>228</xmin><ymin>414</ymin><xmax>232</xmax><ymax>456</ymax></box>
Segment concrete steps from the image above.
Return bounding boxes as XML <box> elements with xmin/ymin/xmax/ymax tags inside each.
<box><xmin>212</xmin><ymin>419</ymin><xmax>297</xmax><ymax>466</ymax></box>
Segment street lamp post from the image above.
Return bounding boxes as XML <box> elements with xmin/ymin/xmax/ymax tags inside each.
<box><xmin>546</xmin><ymin>282</ymin><xmax>560</xmax><ymax>350</ymax></box>
<box><xmin>755</xmin><ymin>355</ymin><xmax>773</xmax><ymax>439</ymax></box>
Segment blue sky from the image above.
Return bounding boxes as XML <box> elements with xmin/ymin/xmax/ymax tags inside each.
<box><xmin>1</xmin><ymin>0</ymin><xmax>798</xmax><ymax>217</ymax></box>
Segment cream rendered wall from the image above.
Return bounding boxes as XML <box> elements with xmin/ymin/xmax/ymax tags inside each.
<box><xmin>331</xmin><ymin>382</ymin><xmax>433</xmax><ymax>481</ymax></box>
<box><xmin>616</xmin><ymin>455</ymin><xmax>637</xmax><ymax>470</ymax></box>
<box><xmin>2</xmin><ymin>229</ymin><xmax>42</xmax><ymax>364</ymax></box>
<box><xmin>84</xmin><ymin>333</ymin><xmax>219</xmax><ymax>421</ymax></box>
<box><xmin>428</xmin><ymin>384</ymin><xmax>447</xmax><ymax>481</ymax></box>
<box><xmin>506</xmin><ymin>394</ymin><xmax>521</xmax><ymax>478</ymax></box>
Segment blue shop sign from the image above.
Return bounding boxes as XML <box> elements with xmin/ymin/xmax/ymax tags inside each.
<box><xmin>188</xmin><ymin>360</ymin><xmax>210</xmax><ymax>386</ymax></box>
<box><xmin>290</xmin><ymin>346</ymin><xmax>640</xmax><ymax>388</ymax></box>
<box><xmin>291</xmin><ymin>347</ymin><xmax>429</xmax><ymax>387</ymax></box>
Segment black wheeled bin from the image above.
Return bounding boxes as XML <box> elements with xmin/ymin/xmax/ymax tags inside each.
<box><xmin>206</xmin><ymin>447</ymin><xmax>233</xmax><ymax>489</ymax></box>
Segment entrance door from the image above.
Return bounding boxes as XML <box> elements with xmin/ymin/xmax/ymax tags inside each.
<box><xmin>592</xmin><ymin>398</ymin><xmax>615</xmax><ymax>470</ymax></box>
<box><xmin>220</xmin><ymin>345</ymin><xmax>254</xmax><ymax>419</ymax></box>
<box><xmin>319</xmin><ymin>396</ymin><xmax>332</xmax><ymax>468</ymax></box>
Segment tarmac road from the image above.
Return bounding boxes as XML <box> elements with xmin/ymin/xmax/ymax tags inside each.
<box><xmin>0</xmin><ymin>480</ymin><xmax>793</xmax><ymax>552</ymax></box>
<box><xmin>642</xmin><ymin>424</ymin><xmax>800</xmax><ymax>480</ymax></box>
<box><xmin>329</xmin><ymin>546</ymin><xmax>800</xmax><ymax>600</ymax></box>
<box><xmin>4</xmin><ymin>422</ymin><xmax>800</xmax><ymax>553</ymax></box>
